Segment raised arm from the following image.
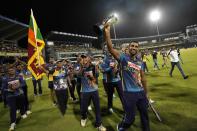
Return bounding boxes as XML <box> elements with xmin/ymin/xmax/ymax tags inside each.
<box><xmin>104</xmin><ymin>25</ymin><xmax>120</xmax><ymax>60</ymax></box>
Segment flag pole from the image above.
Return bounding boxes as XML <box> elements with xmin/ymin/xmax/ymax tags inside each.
<box><xmin>31</xmin><ymin>9</ymin><xmax>41</xmax><ymax>66</ymax></box>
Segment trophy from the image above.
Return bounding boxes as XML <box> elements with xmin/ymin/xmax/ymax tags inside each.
<box><xmin>93</xmin><ymin>14</ymin><xmax>118</xmax><ymax>36</ymax></box>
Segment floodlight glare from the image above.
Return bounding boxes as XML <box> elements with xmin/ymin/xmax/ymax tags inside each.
<box><xmin>113</xmin><ymin>13</ymin><xmax>118</xmax><ymax>19</ymax></box>
<box><xmin>150</xmin><ymin>10</ymin><xmax>161</xmax><ymax>22</ymax></box>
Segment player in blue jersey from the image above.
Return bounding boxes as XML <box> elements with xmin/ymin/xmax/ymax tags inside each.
<box><xmin>79</xmin><ymin>55</ymin><xmax>106</xmax><ymax>131</ymax></box>
<box><xmin>104</xmin><ymin>24</ymin><xmax>150</xmax><ymax>131</ymax></box>
<box><xmin>16</xmin><ymin>64</ymin><xmax>32</xmax><ymax>115</ymax></box>
<box><xmin>2</xmin><ymin>66</ymin><xmax>27</xmax><ymax>131</ymax></box>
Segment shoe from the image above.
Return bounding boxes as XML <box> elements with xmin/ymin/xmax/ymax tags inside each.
<box><xmin>21</xmin><ymin>114</ymin><xmax>27</xmax><ymax>119</ymax></box>
<box><xmin>38</xmin><ymin>94</ymin><xmax>42</xmax><ymax>96</ymax></box>
<box><xmin>53</xmin><ymin>102</ymin><xmax>57</xmax><ymax>107</ymax></box>
<box><xmin>16</xmin><ymin>110</ymin><xmax>20</xmax><ymax>114</ymax></box>
<box><xmin>97</xmin><ymin>124</ymin><xmax>106</xmax><ymax>131</ymax></box>
<box><xmin>109</xmin><ymin>108</ymin><xmax>114</xmax><ymax>113</ymax></box>
<box><xmin>81</xmin><ymin>119</ymin><xmax>87</xmax><ymax>127</ymax></box>
<box><xmin>184</xmin><ymin>76</ymin><xmax>189</xmax><ymax>79</ymax></box>
<box><xmin>73</xmin><ymin>99</ymin><xmax>78</xmax><ymax>103</ymax></box>
<box><xmin>113</xmin><ymin>94</ymin><xmax>116</xmax><ymax>98</ymax></box>
<box><xmin>26</xmin><ymin>110</ymin><xmax>32</xmax><ymax>115</ymax></box>
<box><xmin>9</xmin><ymin>123</ymin><xmax>16</xmax><ymax>131</ymax></box>
<box><xmin>149</xmin><ymin>99</ymin><xmax>155</xmax><ymax>104</ymax></box>
<box><xmin>117</xmin><ymin>123</ymin><xmax>124</xmax><ymax>131</ymax></box>
<box><xmin>88</xmin><ymin>106</ymin><xmax>92</xmax><ymax>111</ymax></box>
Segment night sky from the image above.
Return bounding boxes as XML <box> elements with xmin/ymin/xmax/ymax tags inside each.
<box><xmin>1</xmin><ymin>0</ymin><xmax>197</xmax><ymax>38</ymax></box>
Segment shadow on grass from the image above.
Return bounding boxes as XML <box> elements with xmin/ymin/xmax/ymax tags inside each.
<box><xmin>167</xmin><ymin>92</ymin><xmax>190</xmax><ymax>98</ymax></box>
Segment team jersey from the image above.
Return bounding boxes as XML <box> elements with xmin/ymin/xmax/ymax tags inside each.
<box><xmin>81</xmin><ymin>65</ymin><xmax>98</xmax><ymax>92</ymax></box>
<box><xmin>107</xmin><ymin>59</ymin><xmax>121</xmax><ymax>83</ymax></box>
<box><xmin>99</xmin><ymin>63</ymin><xmax>108</xmax><ymax>81</ymax></box>
<box><xmin>142</xmin><ymin>54</ymin><xmax>148</xmax><ymax>62</ymax></box>
<box><xmin>46</xmin><ymin>64</ymin><xmax>55</xmax><ymax>81</ymax></box>
<box><xmin>73</xmin><ymin>63</ymin><xmax>81</xmax><ymax>78</ymax></box>
<box><xmin>53</xmin><ymin>68</ymin><xmax>68</xmax><ymax>90</ymax></box>
<box><xmin>16</xmin><ymin>70</ymin><xmax>27</xmax><ymax>87</ymax></box>
<box><xmin>119</xmin><ymin>53</ymin><xmax>144</xmax><ymax>92</ymax></box>
<box><xmin>1</xmin><ymin>75</ymin><xmax>24</xmax><ymax>97</ymax></box>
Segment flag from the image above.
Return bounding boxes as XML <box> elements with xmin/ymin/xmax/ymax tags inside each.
<box><xmin>27</xmin><ymin>9</ymin><xmax>45</xmax><ymax>80</ymax></box>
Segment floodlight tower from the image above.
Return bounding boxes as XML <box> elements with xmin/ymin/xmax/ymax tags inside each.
<box><xmin>149</xmin><ymin>10</ymin><xmax>161</xmax><ymax>36</ymax></box>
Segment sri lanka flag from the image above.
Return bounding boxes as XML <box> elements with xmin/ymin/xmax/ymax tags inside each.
<box><xmin>27</xmin><ymin>9</ymin><xmax>45</xmax><ymax>80</ymax></box>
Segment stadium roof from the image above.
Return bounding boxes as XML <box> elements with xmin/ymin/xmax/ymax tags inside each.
<box><xmin>0</xmin><ymin>15</ymin><xmax>28</xmax><ymax>43</ymax></box>
<box><xmin>46</xmin><ymin>31</ymin><xmax>97</xmax><ymax>44</ymax></box>
<box><xmin>111</xmin><ymin>32</ymin><xmax>182</xmax><ymax>43</ymax></box>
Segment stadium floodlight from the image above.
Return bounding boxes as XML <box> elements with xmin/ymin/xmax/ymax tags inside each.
<box><xmin>149</xmin><ymin>9</ymin><xmax>161</xmax><ymax>36</ymax></box>
<box><xmin>149</xmin><ymin>10</ymin><xmax>161</xmax><ymax>22</ymax></box>
<box><xmin>113</xmin><ymin>13</ymin><xmax>119</xmax><ymax>19</ymax></box>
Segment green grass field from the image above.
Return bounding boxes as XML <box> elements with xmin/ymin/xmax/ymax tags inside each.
<box><xmin>1</xmin><ymin>48</ymin><xmax>197</xmax><ymax>131</ymax></box>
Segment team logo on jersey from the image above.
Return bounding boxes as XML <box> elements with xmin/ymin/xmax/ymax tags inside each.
<box><xmin>8</xmin><ymin>80</ymin><xmax>20</xmax><ymax>90</ymax></box>
<box><xmin>125</xmin><ymin>61</ymin><xmax>143</xmax><ymax>87</ymax></box>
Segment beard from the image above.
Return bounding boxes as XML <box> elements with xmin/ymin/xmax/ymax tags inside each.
<box><xmin>129</xmin><ymin>49</ymin><xmax>137</xmax><ymax>56</ymax></box>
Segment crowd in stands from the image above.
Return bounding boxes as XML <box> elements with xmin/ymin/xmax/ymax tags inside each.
<box><xmin>0</xmin><ymin>44</ymin><xmax>26</xmax><ymax>53</ymax></box>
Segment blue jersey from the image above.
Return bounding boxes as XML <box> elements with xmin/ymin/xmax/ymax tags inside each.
<box><xmin>99</xmin><ymin>63</ymin><xmax>108</xmax><ymax>81</ymax></box>
<box><xmin>53</xmin><ymin>68</ymin><xmax>68</xmax><ymax>90</ymax></box>
<box><xmin>108</xmin><ymin>59</ymin><xmax>121</xmax><ymax>83</ymax></box>
<box><xmin>1</xmin><ymin>75</ymin><xmax>24</xmax><ymax>97</ymax></box>
<box><xmin>119</xmin><ymin>53</ymin><xmax>144</xmax><ymax>92</ymax></box>
<box><xmin>16</xmin><ymin>70</ymin><xmax>27</xmax><ymax>87</ymax></box>
<box><xmin>74</xmin><ymin>63</ymin><xmax>81</xmax><ymax>78</ymax></box>
<box><xmin>81</xmin><ymin>65</ymin><xmax>98</xmax><ymax>92</ymax></box>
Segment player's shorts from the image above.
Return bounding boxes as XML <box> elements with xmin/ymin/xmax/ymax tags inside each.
<box><xmin>48</xmin><ymin>81</ymin><xmax>54</xmax><ymax>90</ymax></box>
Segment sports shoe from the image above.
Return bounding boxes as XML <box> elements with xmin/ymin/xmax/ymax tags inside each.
<box><xmin>21</xmin><ymin>114</ymin><xmax>27</xmax><ymax>119</ymax></box>
<box><xmin>73</xmin><ymin>99</ymin><xmax>78</xmax><ymax>103</ymax></box>
<box><xmin>113</xmin><ymin>94</ymin><xmax>116</xmax><ymax>98</ymax></box>
<box><xmin>9</xmin><ymin>123</ymin><xmax>16</xmax><ymax>131</ymax></box>
<box><xmin>16</xmin><ymin>110</ymin><xmax>20</xmax><ymax>114</ymax></box>
<box><xmin>117</xmin><ymin>123</ymin><xmax>124</xmax><ymax>131</ymax></box>
<box><xmin>97</xmin><ymin>124</ymin><xmax>106</xmax><ymax>131</ymax></box>
<box><xmin>81</xmin><ymin>119</ymin><xmax>87</xmax><ymax>127</ymax></box>
<box><xmin>88</xmin><ymin>105</ymin><xmax>92</xmax><ymax>111</ymax></box>
<box><xmin>149</xmin><ymin>99</ymin><xmax>155</xmax><ymax>104</ymax></box>
<box><xmin>26</xmin><ymin>110</ymin><xmax>32</xmax><ymax>115</ymax></box>
<box><xmin>109</xmin><ymin>108</ymin><xmax>114</xmax><ymax>113</ymax></box>
<box><xmin>184</xmin><ymin>76</ymin><xmax>189</xmax><ymax>79</ymax></box>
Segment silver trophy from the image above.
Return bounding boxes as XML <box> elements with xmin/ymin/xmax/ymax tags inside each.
<box><xmin>93</xmin><ymin>14</ymin><xmax>118</xmax><ymax>36</ymax></box>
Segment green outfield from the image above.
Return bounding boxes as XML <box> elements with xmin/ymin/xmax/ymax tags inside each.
<box><xmin>0</xmin><ymin>48</ymin><xmax>197</xmax><ymax>131</ymax></box>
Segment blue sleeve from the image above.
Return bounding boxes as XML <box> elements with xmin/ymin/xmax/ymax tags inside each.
<box><xmin>104</xmin><ymin>67</ymin><xmax>112</xmax><ymax>72</ymax></box>
<box><xmin>119</xmin><ymin>53</ymin><xmax>126</xmax><ymax>63</ymax></box>
<box><xmin>1</xmin><ymin>77</ymin><xmax>8</xmax><ymax>92</ymax></box>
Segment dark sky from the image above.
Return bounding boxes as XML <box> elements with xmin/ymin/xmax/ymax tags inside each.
<box><xmin>1</xmin><ymin>0</ymin><xmax>197</xmax><ymax>38</ymax></box>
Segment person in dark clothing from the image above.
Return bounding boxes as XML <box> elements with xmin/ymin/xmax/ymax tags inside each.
<box><xmin>152</xmin><ymin>50</ymin><xmax>160</xmax><ymax>70</ymax></box>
